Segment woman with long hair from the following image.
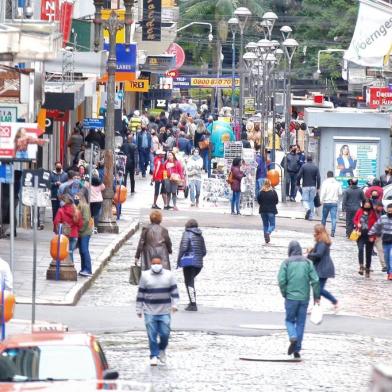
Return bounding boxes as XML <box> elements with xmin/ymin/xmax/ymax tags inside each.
<box><xmin>353</xmin><ymin>199</ymin><xmax>377</xmax><ymax>277</ymax></box>
<box><xmin>337</xmin><ymin>144</ymin><xmax>357</xmax><ymax>177</ymax></box>
<box><xmin>229</xmin><ymin>157</ymin><xmax>245</xmax><ymax>215</ymax></box>
<box><xmin>307</xmin><ymin>224</ymin><xmax>338</xmax><ymax>310</ymax></box>
<box><xmin>163</xmin><ymin>151</ymin><xmax>184</xmax><ymax>211</ymax></box>
<box><xmin>257</xmin><ymin>178</ymin><xmax>279</xmax><ymax>244</ymax></box>
<box><xmin>89</xmin><ymin>174</ymin><xmax>105</xmax><ymax>233</ymax></box>
<box><xmin>53</xmin><ymin>194</ymin><xmax>82</xmax><ymax>264</ymax></box>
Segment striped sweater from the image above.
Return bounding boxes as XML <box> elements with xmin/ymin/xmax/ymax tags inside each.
<box><xmin>136</xmin><ymin>269</ymin><xmax>179</xmax><ymax>315</ymax></box>
<box><xmin>369</xmin><ymin>215</ymin><xmax>392</xmax><ymax>244</ymax></box>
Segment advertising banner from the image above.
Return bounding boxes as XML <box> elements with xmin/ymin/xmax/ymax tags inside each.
<box><xmin>367</xmin><ymin>87</ymin><xmax>392</xmax><ymax>108</ymax></box>
<box><xmin>60</xmin><ymin>1</ymin><xmax>74</xmax><ymax>46</ymax></box>
<box><xmin>40</xmin><ymin>0</ymin><xmax>60</xmax><ymax>21</ymax></box>
<box><xmin>0</xmin><ymin>123</ymin><xmax>46</xmax><ymax>161</ymax></box>
<box><xmin>334</xmin><ymin>140</ymin><xmax>378</xmax><ymax>188</ymax></box>
<box><xmin>173</xmin><ymin>77</ymin><xmax>240</xmax><ymax>89</ymax></box>
<box><xmin>0</xmin><ymin>107</ymin><xmax>17</xmax><ymax>122</ymax></box>
<box><xmin>142</xmin><ymin>0</ymin><xmax>162</xmax><ymax>41</ymax></box>
<box><xmin>124</xmin><ymin>79</ymin><xmax>150</xmax><ymax>92</ymax></box>
<box><xmin>103</xmin><ymin>43</ymin><xmax>137</xmax><ymax>73</ymax></box>
<box><xmin>345</xmin><ymin>0</ymin><xmax>392</xmax><ymax>68</ymax></box>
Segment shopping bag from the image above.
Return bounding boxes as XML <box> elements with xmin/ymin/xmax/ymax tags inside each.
<box><xmin>314</xmin><ymin>193</ymin><xmax>321</xmax><ymax>208</ymax></box>
<box><xmin>310</xmin><ymin>304</ymin><xmax>323</xmax><ymax>325</ymax></box>
<box><xmin>349</xmin><ymin>230</ymin><xmax>361</xmax><ymax>241</ymax></box>
<box><xmin>129</xmin><ymin>265</ymin><xmax>141</xmax><ymax>285</ymax></box>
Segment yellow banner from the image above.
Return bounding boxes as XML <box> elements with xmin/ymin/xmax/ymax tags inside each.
<box><xmin>102</xmin><ymin>9</ymin><xmax>125</xmax><ymax>43</ymax></box>
<box><xmin>190</xmin><ymin>78</ymin><xmax>240</xmax><ymax>88</ymax></box>
<box><xmin>124</xmin><ymin>79</ymin><xmax>150</xmax><ymax>93</ymax></box>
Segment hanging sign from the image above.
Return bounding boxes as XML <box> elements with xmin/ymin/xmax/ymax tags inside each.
<box><xmin>142</xmin><ymin>0</ymin><xmax>162</xmax><ymax>41</ymax></box>
<box><xmin>40</xmin><ymin>0</ymin><xmax>60</xmax><ymax>21</ymax></box>
<box><xmin>124</xmin><ymin>80</ymin><xmax>150</xmax><ymax>92</ymax></box>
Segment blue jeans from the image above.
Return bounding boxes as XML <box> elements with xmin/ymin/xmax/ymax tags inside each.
<box><xmin>201</xmin><ymin>150</ymin><xmax>211</xmax><ymax>178</ymax></box>
<box><xmin>144</xmin><ymin>313</ymin><xmax>171</xmax><ymax>358</ymax></box>
<box><xmin>383</xmin><ymin>243</ymin><xmax>392</xmax><ymax>274</ymax></box>
<box><xmin>68</xmin><ymin>237</ymin><xmax>78</xmax><ymax>263</ymax></box>
<box><xmin>321</xmin><ymin>203</ymin><xmax>338</xmax><ymax>233</ymax></box>
<box><xmin>261</xmin><ymin>213</ymin><xmax>276</xmax><ymax>234</ymax></box>
<box><xmin>79</xmin><ymin>235</ymin><xmax>92</xmax><ymax>274</ymax></box>
<box><xmin>231</xmin><ymin>191</ymin><xmax>241</xmax><ymax>214</ymax></box>
<box><xmin>138</xmin><ymin>148</ymin><xmax>150</xmax><ymax>176</ymax></box>
<box><xmin>302</xmin><ymin>186</ymin><xmax>317</xmax><ymax>217</ymax></box>
<box><xmin>319</xmin><ymin>278</ymin><xmax>337</xmax><ymax>305</ymax></box>
<box><xmin>286</xmin><ymin>172</ymin><xmax>298</xmax><ymax>199</ymax></box>
<box><xmin>255</xmin><ymin>177</ymin><xmax>265</xmax><ymax>197</ymax></box>
<box><xmin>189</xmin><ymin>179</ymin><xmax>201</xmax><ymax>204</ymax></box>
<box><xmin>284</xmin><ymin>299</ymin><xmax>309</xmax><ymax>353</ymax></box>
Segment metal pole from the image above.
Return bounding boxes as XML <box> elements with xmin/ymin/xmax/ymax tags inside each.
<box><xmin>231</xmin><ymin>31</ymin><xmax>236</xmax><ymax>124</ymax></box>
<box><xmin>32</xmin><ymin>175</ymin><xmax>38</xmax><ymax>327</ymax></box>
<box><xmin>272</xmin><ymin>69</ymin><xmax>276</xmax><ymax>167</ymax></box>
<box><xmin>239</xmin><ymin>31</ymin><xmax>244</xmax><ymax>121</ymax></box>
<box><xmin>124</xmin><ymin>0</ymin><xmax>134</xmax><ymax>45</ymax></box>
<box><xmin>9</xmin><ymin>163</ymin><xmax>14</xmax><ymax>273</ymax></box>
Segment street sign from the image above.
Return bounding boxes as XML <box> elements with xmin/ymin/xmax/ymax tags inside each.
<box><xmin>165</xmin><ymin>70</ymin><xmax>179</xmax><ymax>78</ymax></box>
<box><xmin>124</xmin><ymin>79</ymin><xmax>150</xmax><ymax>93</ymax></box>
<box><xmin>117</xmin><ymin>90</ymin><xmax>124</xmax><ymax>100</ymax></box>
<box><xmin>83</xmin><ymin>118</ymin><xmax>105</xmax><ymax>129</ymax></box>
<box><xmin>21</xmin><ymin>169</ymin><xmax>50</xmax><ymax>207</ymax></box>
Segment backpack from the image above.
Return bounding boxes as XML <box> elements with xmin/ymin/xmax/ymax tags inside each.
<box><xmin>227</xmin><ymin>172</ymin><xmax>234</xmax><ymax>185</ymax></box>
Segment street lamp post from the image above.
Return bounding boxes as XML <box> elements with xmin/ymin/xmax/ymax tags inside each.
<box><xmin>234</xmin><ymin>7</ymin><xmax>251</xmax><ymax>122</ymax></box>
<box><xmin>98</xmin><ymin>11</ymin><xmax>124</xmax><ymax>234</ymax></box>
<box><xmin>228</xmin><ymin>17</ymin><xmax>239</xmax><ymax>123</ymax></box>
<box><xmin>123</xmin><ymin>0</ymin><xmax>134</xmax><ymax>45</ymax></box>
<box><xmin>93</xmin><ymin>0</ymin><xmax>104</xmax><ymax>52</ymax></box>
<box><xmin>282</xmin><ymin>37</ymin><xmax>298</xmax><ymax>203</ymax></box>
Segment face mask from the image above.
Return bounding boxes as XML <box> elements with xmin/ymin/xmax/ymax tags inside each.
<box><xmin>151</xmin><ymin>264</ymin><xmax>163</xmax><ymax>274</ymax></box>
<box><xmin>193</xmin><ymin>152</ymin><xmax>199</xmax><ymax>157</ymax></box>
<box><xmin>372</xmin><ymin>195</ymin><xmax>378</xmax><ymax>200</ymax></box>
<box><xmin>56</xmin><ymin>167</ymin><xmax>62</xmax><ymax>173</ymax></box>
<box><xmin>74</xmin><ymin>199</ymin><xmax>80</xmax><ymax>206</ymax></box>
<box><xmin>388</xmin><ymin>213</ymin><xmax>392</xmax><ymax>218</ymax></box>
<box><xmin>363</xmin><ymin>206</ymin><xmax>371</xmax><ymax>211</ymax></box>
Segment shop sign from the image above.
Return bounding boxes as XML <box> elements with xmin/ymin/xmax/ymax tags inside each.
<box><xmin>143</xmin><ymin>55</ymin><xmax>176</xmax><ymax>72</ymax></box>
<box><xmin>103</xmin><ymin>43</ymin><xmax>137</xmax><ymax>73</ymax></box>
<box><xmin>60</xmin><ymin>1</ymin><xmax>74</xmax><ymax>46</ymax></box>
<box><xmin>165</xmin><ymin>70</ymin><xmax>179</xmax><ymax>78</ymax></box>
<box><xmin>244</xmin><ymin>97</ymin><xmax>256</xmax><ymax>115</ymax></box>
<box><xmin>166</xmin><ymin>43</ymin><xmax>185</xmax><ymax>69</ymax></box>
<box><xmin>46</xmin><ymin>109</ymin><xmax>69</xmax><ymax>122</ymax></box>
<box><xmin>124</xmin><ymin>79</ymin><xmax>150</xmax><ymax>92</ymax></box>
<box><xmin>40</xmin><ymin>0</ymin><xmax>60</xmax><ymax>21</ymax></box>
<box><xmin>0</xmin><ymin>107</ymin><xmax>17</xmax><ymax>122</ymax></box>
<box><xmin>142</xmin><ymin>0</ymin><xmax>162</xmax><ymax>41</ymax></box>
<box><xmin>172</xmin><ymin>76</ymin><xmax>240</xmax><ymax>89</ymax></box>
<box><xmin>367</xmin><ymin>87</ymin><xmax>392</xmax><ymax>108</ymax></box>
<box><xmin>83</xmin><ymin>118</ymin><xmax>105</xmax><ymax>129</ymax></box>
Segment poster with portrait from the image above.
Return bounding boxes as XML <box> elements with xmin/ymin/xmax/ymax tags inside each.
<box><xmin>334</xmin><ymin>141</ymin><xmax>378</xmax><ymax>188</ymax></box>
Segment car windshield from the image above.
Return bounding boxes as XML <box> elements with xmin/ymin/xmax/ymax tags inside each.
<box><xmin>1</xmin><ymin>345</ymin><xmax>97</xmax><ymax>381</ymax></box>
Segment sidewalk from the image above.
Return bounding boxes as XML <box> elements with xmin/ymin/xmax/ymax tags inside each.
<box><xmin>0</xmin><ymin>193</ymin><xmax>140</xmax><ymax>306</ymax></box>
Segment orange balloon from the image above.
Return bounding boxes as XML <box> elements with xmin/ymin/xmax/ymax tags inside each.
<box><xmin>267</xmin><ymin>169</ymin><xmax>280</xmax><ymax>187</ymax></box>
<box><xmin>50</xmin><ymin>234</ymin><xmax>69</xmax><ymax>261</ymax></box>
<box><xmin>113</xmin><ymin>185</ymin><xmax>127</xmax><ymax>204</ymax></box>
<box><xmin>0</xmin><ymin>291</ymin><xmax>15</xmax><ymax>322</ymax></box>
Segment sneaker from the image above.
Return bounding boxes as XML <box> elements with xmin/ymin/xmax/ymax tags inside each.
<box><xmin>93</xmin><ymin>228</ymin><xmax>98</xmax><ymax>234</ymax></box>
<box><xmin>185</xmin><ymin>303</ymin><xmax>198</xmax><ymax>311</ymax></box>
<box><xmin>159</xmin><ymin>351</ymin><xmax>166</xmax><ymax>364</ymax></box>
<box><xmin>151</xmin><ymin>204</ymin><xmax>161</xmax><ymax>209</ymax></box>
<box><xmin>293</xmin><ymin>352</ymin><xmax>301</xmax><ymax>359</ymax></box>
<box><xmin>190</xmin><ymin>203</ymin><xmax>195</xmax><ymax>207</ymax></box>
<box><xmin>305</xmin><ymin>210</ymin><xmax>311</xmax><ymax>220</ymax></box>
<box><xmin>164</xmin><ymin>206</ymin><xmax>170</xmax><ymax>210</ymax></box>
<box><xmin>150</xmin><ymin>356</ymin><xmax>158</xmax><ymax>366</ymax></box>
<box><xmin>288</xmin><ymin>338</ymin><xmax>297</xmax><ymax>355</ymax></box>
<box><xmin>79</xmin><ymin>271</ymin><xmax>91</xmax><ymax>277</ymax></box>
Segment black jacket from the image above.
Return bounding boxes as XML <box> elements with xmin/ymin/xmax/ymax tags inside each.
<box><xmin>308</xmin><ymin>241</ymin><xmax>335</xmax><ymax>279</ymax></box>
<box><xmin>120</xmin><ymin>142</ymin><xmax>138</xmax><ymax>170</ymax></box>
<box><xmin>281</xmin><ymin>152</ymin><xmax>300</xmax><ymax>174</ymax></box>
<box><xmin>296</xmin><ymin>162</ymin><xmax>321</xmax><ymax>189</ymax></box>
<box><xmin>342</xmin><ymin>185</ymin><xmax>365</xmax><ymax>212</ymax></box>
<box><xmin>177</xmin><ymin>228</ymin><xmax>207</xmax><ymax>268</ymax></box>
<box><xmin>257</xmin><ymin>189</ymin><xmax>279</xmax><ymax>214</ymax></box>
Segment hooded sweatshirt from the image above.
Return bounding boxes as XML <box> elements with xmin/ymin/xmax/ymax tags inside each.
<box><xmin>278</xmin><ymin>241</ymin><xmax>320</xmax><ymax>301</ymax></box>
<box><xmin>177</xmin><ymin>227</ymin><xmax>207</xmax><ymax>268</ymax></box>
<box><xmin>53</xmin><ymin>204</ymin><xmax>83</xmax><ymax>238</ymax></box>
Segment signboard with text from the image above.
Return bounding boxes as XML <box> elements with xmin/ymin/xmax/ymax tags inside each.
<box><xmin>83</xmin><ymin>118</ymin><xmax>105</xmax><ymax>129</ymax></box>
<box><xmin>142</xmin><ymin>55</ymin><xmax>176</xmax><ymax>73</ymax></box>
<box><xmin>173</xmin><ymin>76</ymin><xmax>240</xmax><ymax>89</ymax></box>
<box><xmin>124</xmin><ymin>79</ymin><xmax>150</xmax><ymax>92</ymax></box>
<box><xmin>367</xmin><ymin>87</ymin><xmax>392</xmax><ymax>109</ymax></box>
<box><xmin>244</xmin><ymin>97</ymin><xmax>256</xmax><ymax>115</ymax></box>
<box><xmin>0</xmin><ymin>107</ymin><xmax>17</xmax><ymax>122</ymax></box>
<box><xmin>142</xmin><ymin>0</ymin><xmax>162</xmax><ymax>41</ymax></box>
<box><xmin>40</xmin><ymin>0</ymin><xmax>60</xmax><ymax>21</ymax></box>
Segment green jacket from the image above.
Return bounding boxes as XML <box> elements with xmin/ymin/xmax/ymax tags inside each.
<box><xmin>278</xmin><ymin>256</ymin><xmax>320</xmax><ymax>301</ymax></box>
<box><xmin>78</xmin><ymin>204</ymin><xmax>93</xmax><ymax>237</ymax></box>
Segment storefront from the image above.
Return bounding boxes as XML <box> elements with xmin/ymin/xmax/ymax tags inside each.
<box><xmin>305</xmin><ymin>108</ymin><xmax>392</xmax><ymax>188</ymax></box>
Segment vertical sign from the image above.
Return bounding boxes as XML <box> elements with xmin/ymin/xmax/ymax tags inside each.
<box><xmin>60</xmin><ymin>1</ymin><xmax>74</xmax><ymax>46</ymax></box>
<box><xmin>142</xmin><ymin>0</ymin><xmax>162</xmax><ymax>41</ymax></box>
<box><xmin>40</xmin><ymin>0</ymin><xmax>60</xmax><ymax>21</ymax></box>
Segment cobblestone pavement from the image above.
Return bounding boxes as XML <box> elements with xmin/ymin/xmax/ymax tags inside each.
<box><xmin>80</xmin><ymin>227</ymin><xmax>392</xmax><ymax>320</ymax></box>
<box><xmin>99</xmin><ymin>330</ymin><xmax>389</xmax><ymax>392</ymax></box>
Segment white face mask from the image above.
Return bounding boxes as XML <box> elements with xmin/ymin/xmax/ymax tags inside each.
<box><xmin>151</xmin><ymin>264</ymin><xmax>163</xmax><ymax>274</ymax></box>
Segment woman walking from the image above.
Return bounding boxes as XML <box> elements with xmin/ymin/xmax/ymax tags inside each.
<box><xmin>353</xmin><ymin>199</ymin><xmax>377</xmax><ymax>277</ymax></box>
<box><xmin>135</xmin><ymin>210</ymin><xmax>172</xmax><ymax>270</ymax></box>
<box><xmin>307</xmin><ymin>224</ymin><xmax>338</xmax><ymax>310</ymax></box>
<box><xmin>177</xmin><ymin>219</ymin><xmax>206</xmax><ymax>311</ymax></box>
<box><xmin>186</xmin><ymin>148</ymin><xmax>204</xmax><ymax>207</ymax></box>
<box><xmin>75</xmin><ymin>193</ymin><xmax>93</xmax><ymax>277</ymax></box>
<box><xmin>229</xmin><ymin>157</ymin><xmax>245</xmax><ymax>215</ymax></box>
<box><xmin>89</xmin><ymin>174</ymin><xmax>105</xmax><ymax>233</ymax></box>
<box><xmin>163</xmin><ymin>151</ymin><xmax>184</xmax><ymax>211</ymax></box>
<box><xmin>53</xmin><ymin>194</ymin><xmax>82</xmax><ymax>264</ymax></box>
<box><xmin>257</xmin><ymin>179</ymin><xmax>279</xmax><ymax>244</ymax></box>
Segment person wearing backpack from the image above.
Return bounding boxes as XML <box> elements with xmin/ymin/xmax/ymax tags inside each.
<box><xmin>229</xmin><ymin>157</ymin><xmax>245</xmax><ymax>215</ymax></box>
<box><xmin>177</xmin><ymin>219</ymin><xmax>206</xmax><ymax>311</ymax></box>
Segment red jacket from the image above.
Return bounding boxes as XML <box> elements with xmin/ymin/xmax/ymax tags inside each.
<box><xmin>153</xmin><ymin>156</ymin><xmax>165</xmax><ymax>181</ymax></box>
<box><xmin>163</xmin><ymin>159</ymin><xmax>184</xmax><ymax>179</ymax></box>
<box><xmin>353</xmin><ymin>208</ymin><xmax>377</xmax><ymax>231</ymax></box>
<box><xmin>365</xmin><ymin>186</ymin><xmax>383</xmax><ymax>201</ymax></box>
<box><xmin>53</xmin><ymin>204</ymin><xmax>83</xmax><ymax>238</ymax></box>
<box><xmin>230</xmin><ymin>165</ymin><xmax>245</xmax><ymax>192</ymax></box>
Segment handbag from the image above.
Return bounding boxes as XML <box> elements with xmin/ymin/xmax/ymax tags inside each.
<box><xmin>310</xmin><ymin>303</ymin><xmax>323</xmax><ymax>325</ymax></box>
<box><xmin>198</xmin><ymin>139</ymin><xmax>210</xmax><ymax>150</ymax></box>
<box><xmin>129</xmin><ymin>265</ymin><xmax>141</xmax><ymax>285</ymax></box>
<box><xmin>179</xmin><ymin>253</ymin><xmax>197</xmax><ymax>268</ymax></box>
<box><xmin>170</xmin><ymin>173</ymin><xmax>182</xmax><ymax>185</ymax></box>
<box><xmin>349</xmin><ymin>230</ymin><xmax>361</xmax><ymax>241</ymax></box>
<box><xmin>314</xmin><ymin>193</ymin><xmax>321</xmax><ymax>208</ymax></box>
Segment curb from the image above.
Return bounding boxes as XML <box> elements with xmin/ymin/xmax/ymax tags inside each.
<box><xmin>16</xmin><ymin>219</ymin><xmax>140</xmax><ymax>306</ymax></box>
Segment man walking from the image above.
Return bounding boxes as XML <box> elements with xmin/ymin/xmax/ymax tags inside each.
<box><xmin>320</xmin><ymin>171</ymin><xmax>342</xmax><ymax>237</ymax></box>
<box><xmin>369</xmin><ymin>204</ymin><xmax>392</xmax><ymax>280</ymax></box>
<box><xmin>136</xmin><ymin>255</ymin><xmax>179</xmax><ymax>366</ymax></box>
<box><xmin>120</xmin><ymin>134</ymin><xmax>138</xmax><ymax>193</ymax></box>
<box><xmin>137</xmin><ymin>125</ymin><xmax>152</xmax><ymax>177</ymax></box>
<box><xmin>67</xmin><ymin>127</ymin><xmax>83</xmax><ymax>165</ymax></box>
<box><xmin>278</xmin><ymin>241</ymin><xmax>320</xmax><ymax>358</ymax></box>
<box><xmin>296</xmin><ymin>155</ymin><xmax>321</xmax><ymax>220</ymax></box>
<box><xmin>281</xmin><ymin>145</ymin><xmax>301</xmax><ymax>201</ymax></box>
<box><xmin>49</xmin><ymin>161</ymin><xmax>68</xmax><ymax>221</ymax></box>
<box><xmin>342</xmin><ymin>178</ymin><xmax>365</xmax><ymax>238</ymax></box>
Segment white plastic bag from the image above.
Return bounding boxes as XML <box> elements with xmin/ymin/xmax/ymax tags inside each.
<box><xmin>310</xmin><ymin>304</ymin><xmax>323</xmax><ymax>325</ymax></box>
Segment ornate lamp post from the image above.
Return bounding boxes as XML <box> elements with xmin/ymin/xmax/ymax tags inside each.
<box><xmin>98</xmin><ymin>11</ymin><xmax>124</xmax><ymax>234</ymax></box>
<box><xmin>234</xmin><ymin>7</ymin><xmax>251</xmax><ymax>121</ymax></box>
<box><xmin>93</xmin><ymin>0</ymin><xmax>104</xmax><ymax>52</ymax></box>
<box><xmin>243</xmin><ymin>51</ymin><xmax>257</xmax><ymax>104</ymax></box>
<box><xmin>228</xmin><ymin>17</ymin><xmax>239</xmax><ymax>122</ymax></box>
<box><xmin>123</xmin><ymin>0</ymin><xmax>134</xmax><ymax>44</ymax></box>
